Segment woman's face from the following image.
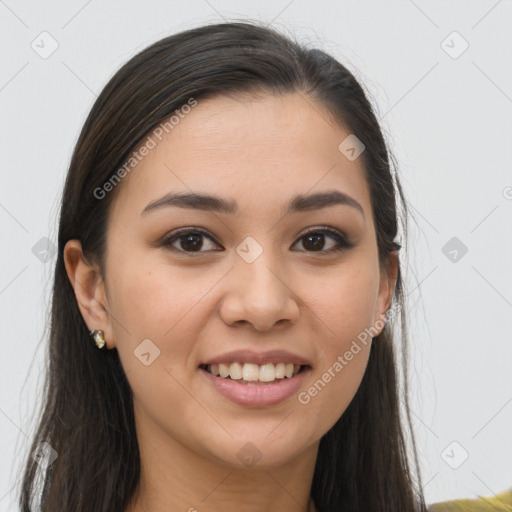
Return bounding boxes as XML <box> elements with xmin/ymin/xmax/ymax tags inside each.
<box><xmin>68</xmin><ymin>92</ymin><xmax>396</xmax><ymax>470</ymax></box>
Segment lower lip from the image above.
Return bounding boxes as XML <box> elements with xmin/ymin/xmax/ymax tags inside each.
<box><xmin>199</xmin><ymin>366</ymin><xmax>311</xmax><ymax>407</ymax></box>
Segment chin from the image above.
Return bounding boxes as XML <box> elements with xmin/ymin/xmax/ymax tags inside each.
<box><xmin>202</xmin><ymin>431</ymin><xmax>314</xmax><ymax>470</ymax></box>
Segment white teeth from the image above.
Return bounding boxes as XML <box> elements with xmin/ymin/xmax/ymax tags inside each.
<box><xmin>242</xmin><ymin>363</ymin><xmax>260</xmax><ymax>382</ymax></box>
<box><xmin>206</xmin><ymin>362</ymin><xmax>303</xmax><ymax>382</ymax></box>
<box><xmin>229</xmin><ymin>362</ymin><xmax>243</xmax><ymax>380</ymax></box>
<box><xmin>219</xmin><ymin>363</ymin><xmax>230</xmax><ymax>378</ymax></box>
<box><xmin>275</xmin><ymin>362</ymin><xmax>285</xmax><ymax>379</ymax></box>
<box><xmin>259</xmin><ymin>363</ymin><xmax>276</xmax><ymax>382</ymax></box>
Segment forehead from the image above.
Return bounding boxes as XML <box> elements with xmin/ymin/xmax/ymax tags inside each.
<box><xmin>109</xmin><ymin>92</ymin><xmax>371</xmax><ymax>224</ymax></box>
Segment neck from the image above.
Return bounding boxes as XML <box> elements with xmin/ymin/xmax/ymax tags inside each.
<box><xmin>125</xmin><ymin>413</ymin><xmax>319</xmax><ymax>512</ymax></box>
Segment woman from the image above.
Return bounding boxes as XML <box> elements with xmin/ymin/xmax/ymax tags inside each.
<box><xmin>18</xmin><ymin>20</ymin><xmax>431</xmax><ymax>511</ymax></box>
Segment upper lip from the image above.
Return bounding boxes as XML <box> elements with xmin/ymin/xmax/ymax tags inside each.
<box><xmin>200</xmin><ymin>349</ymin><xmax>312</xmax><ymax>367</ymax></box>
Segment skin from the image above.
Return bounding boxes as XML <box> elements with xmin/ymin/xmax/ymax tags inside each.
<box><xmin>64</xmin><ymin>92</ymin><xmax>398</xmax><ymax>512</ymax></box>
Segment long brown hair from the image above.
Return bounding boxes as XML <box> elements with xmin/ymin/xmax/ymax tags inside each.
<box><xmin>18</xmin><ymin>20</ymin><xmax>427</xmax><ymax>512</ymax></box>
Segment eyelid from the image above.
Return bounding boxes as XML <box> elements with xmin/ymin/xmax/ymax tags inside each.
<box><xmin>293</xmin><ymin>225</ymin><xmax>355</xmax><ymax>253</ymax></box>
<box><xmin>299</xmin><ymin>225</ymin><xmax>351</xmax><ymax>242</ymax></box>
<box><xmin>159</xmin><ymin>226</ymin><xmax>220</xmax><ymax>253</ymax></box>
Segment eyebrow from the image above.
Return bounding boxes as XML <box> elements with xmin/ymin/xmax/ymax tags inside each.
<box><xmin>141</xmin><ymin>190</ymin><xmax>365</xmax><ymax>219</ymax></box>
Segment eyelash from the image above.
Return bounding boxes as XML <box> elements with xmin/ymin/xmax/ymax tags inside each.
<box><xmin>159</xmin><ymin>226</ymin><xmax>355</xmax><ymax>256</ymax></box>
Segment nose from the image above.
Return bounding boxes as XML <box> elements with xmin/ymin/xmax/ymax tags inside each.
<box><xmin>219</xmin><ymin>253</ymin><xmax>300</xmax><ymax>331</ymax></box>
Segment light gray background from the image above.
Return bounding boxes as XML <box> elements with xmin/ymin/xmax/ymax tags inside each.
<box><xmin>1</xmin><ymin>0</ymin><xmax>511</xmax><ymax>509</ymax></box>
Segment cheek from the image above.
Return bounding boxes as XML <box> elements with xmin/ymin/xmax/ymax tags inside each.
<box><xmin>107</xmin><ymin>252</ymin><xmax>226</xmax><ymax>384</ymax></box>
<box><xmin>300</xmin><ymin>303</ymin><xmax>374</xmax><ymax>432</ymax></box>
<box><xmin>300</xmin><ymin>342</ymin><xmax>371</xmax><ymax>433</ymax></box>
<box><xmin>108</xmin><ymin>251</ymin><xmax>203</xmax><ymax>339</ymax></box>
<box><xmin>107</xmin><ymin>259</ymin><xmax>206</xmax><ymax>419</ymax></box>
<box><xmin>307</xmin><ymin>257</ymin><xmax>380</xmax><ymax>350</ymax></box>
<box><xmin>297</xmin><ymin>260</ymin><xmax>378</xmax><ymax>424</ymax></box>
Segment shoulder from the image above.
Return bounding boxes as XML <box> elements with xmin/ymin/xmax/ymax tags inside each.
<box><xmin>428</xmin><ymin>488</ymin><xmax>512</xmax><ymax>511</ymax></box>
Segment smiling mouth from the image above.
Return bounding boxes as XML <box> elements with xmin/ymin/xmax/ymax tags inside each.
<box><xmin>199</xmin><ymin>362</ymin><xmax>311</xmax><ymax>385</ymax></box>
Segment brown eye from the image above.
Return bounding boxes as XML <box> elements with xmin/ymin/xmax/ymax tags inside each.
<box><xmin>160</xmin><ymin>228</ymin><xmax>220</xmax><ymax>254</ymax></box>
<box><xmin>292</xmin><ymin>227</ymin><xmax>354</xmax><ymax>254</ymax></box>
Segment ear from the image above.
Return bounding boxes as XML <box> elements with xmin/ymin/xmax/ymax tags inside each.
<box><xmin>63</xmin><ymin>240</ymin><xmax>116</xmax><ymax>349</ymax></box>
<box><xmin>372</xmin><ymin>250</ymin><xmax>399</xmax><ymax>336</ymax></box>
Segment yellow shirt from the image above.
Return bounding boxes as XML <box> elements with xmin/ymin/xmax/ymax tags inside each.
<box><xmin>429</xmin><ymin>488</ymin><xmax>512</xmax><ymax>511</ymax></box>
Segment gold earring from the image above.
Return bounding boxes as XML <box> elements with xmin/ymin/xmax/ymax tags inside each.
<box><xmin>90</xmin><ymin>329</ymin><xmax>107</xmax><ymax>350</ymax></box>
